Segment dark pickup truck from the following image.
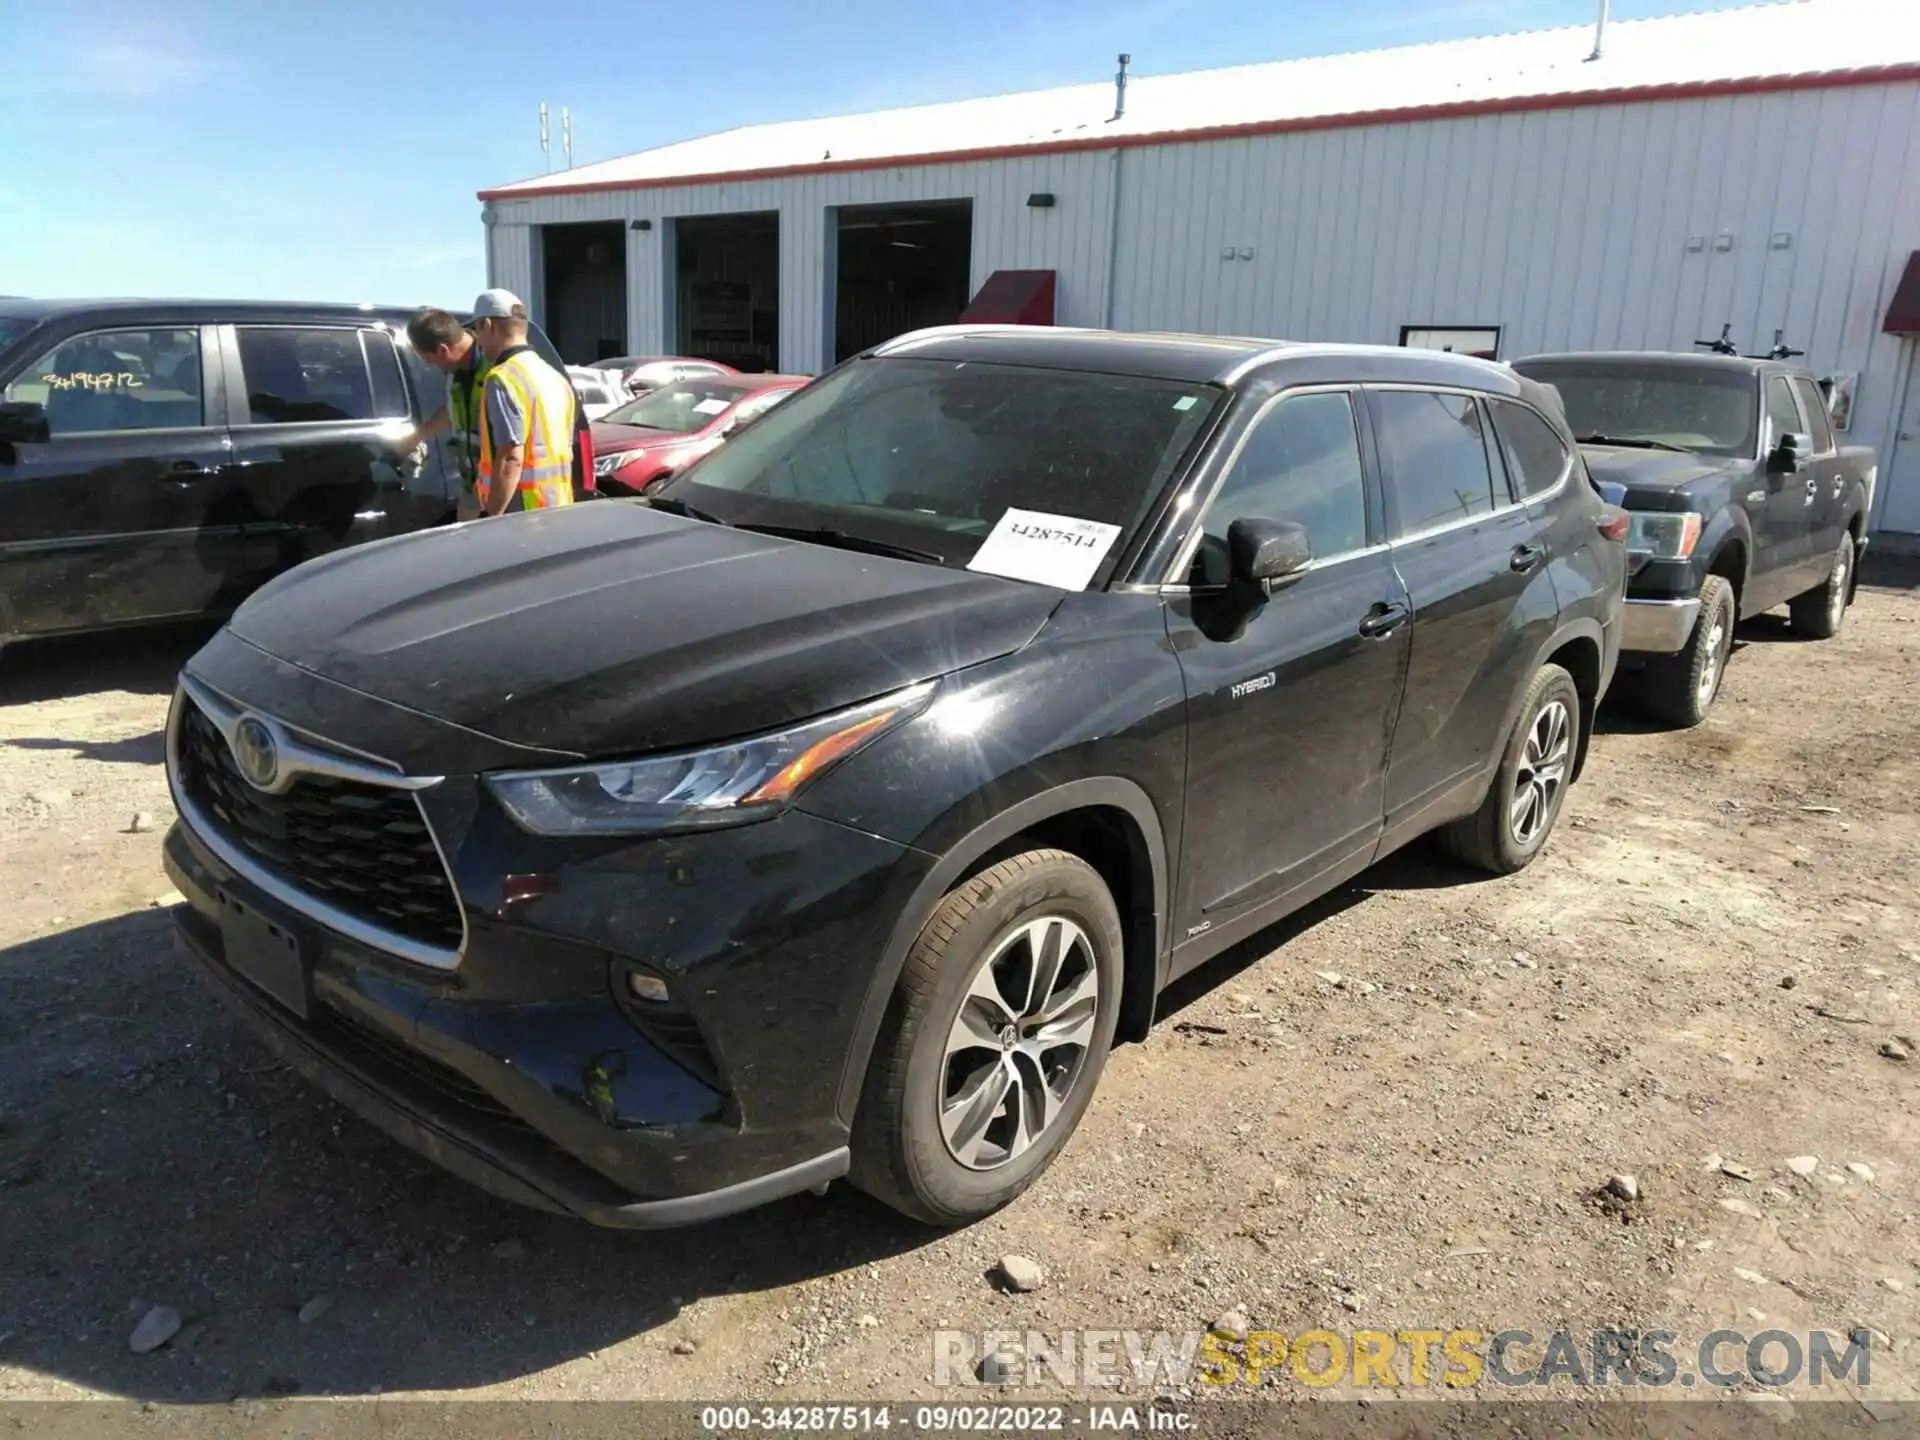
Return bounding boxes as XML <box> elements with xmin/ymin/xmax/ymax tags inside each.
<box><xmin>1511</xmin><ymin>351</ymin><xmax>1875</xmax><ymax>726</ymax></box>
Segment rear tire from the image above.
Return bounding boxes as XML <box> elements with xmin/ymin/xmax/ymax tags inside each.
<box><xmin>1788</xmin><ymin>533</ymin><xmax>1853</xmax><ymax>640</ymax></box>
<box><xmin>1642</xmin><ymin>575</ymin><xmax>1735</xmax><ymax>728</ymax></box>
<box><xmin>848</xmin><ymin>849</ymin><xmax>1123</xmax><ymax>1227</ymax></box>
<box><xmin>1439</xmin><ymin>663</ymin><xmax>1580</xmax><ymax>876</ymax></box>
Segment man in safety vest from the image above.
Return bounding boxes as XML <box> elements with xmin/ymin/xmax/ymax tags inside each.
<box><xmin>469</xmin><ymin>288</ymin><xmax>577</xmax><ymax>517</ymax></box>
<box><xmin>403</xmin><ymin>308</ymin><xmax>491</xmax><ymax>520</ymax></box>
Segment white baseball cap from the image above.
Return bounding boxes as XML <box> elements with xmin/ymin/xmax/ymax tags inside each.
<box><xmin>469</xmin><ymin>288</ymin><xmax>526</xmax><ymax>321</ymax></box>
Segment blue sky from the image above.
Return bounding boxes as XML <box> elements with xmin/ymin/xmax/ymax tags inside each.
<box><xmin>1</xmin><ymin>0</ymin><xmax>1754</xmax><ymax>309</ymax></box>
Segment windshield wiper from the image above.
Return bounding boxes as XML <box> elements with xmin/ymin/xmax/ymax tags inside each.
<box><xmin>734</xmin><ymin>523</ymin><xmax>945</xmax><ymax>565</ymax></box>
<box><xmin>644</xmin><ymin>495</ymin><xmax>729</xmax><ymax>526</ymax></box>
<box><xmin>1574</xmin><ymin>434</ymin><xmax>1692</xmax><ymax>453</ymax></box>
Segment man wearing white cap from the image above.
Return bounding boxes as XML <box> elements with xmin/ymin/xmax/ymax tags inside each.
<box><xmin>469</xmin><ymin>288</ymin><xmax>578</xmax><ymax>517</ymax></box>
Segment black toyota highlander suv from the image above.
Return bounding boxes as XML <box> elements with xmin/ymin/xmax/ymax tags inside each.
<box><xmin>163</xmin><ymin>327</ymin><xmax>1625</xmax><ymax>1229</ymax></box>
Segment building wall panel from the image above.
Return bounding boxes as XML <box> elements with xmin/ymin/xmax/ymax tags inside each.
<box><xmin>492</xmin><ymin>79</ymin><xmax>1920</xmax><ymax>530</ymax></box>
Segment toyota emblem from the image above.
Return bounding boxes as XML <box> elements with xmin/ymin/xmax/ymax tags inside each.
<box><xmin>231</xmin><ymin>716</ymin><xmax>280</xmax><ymax>791</ymax></box>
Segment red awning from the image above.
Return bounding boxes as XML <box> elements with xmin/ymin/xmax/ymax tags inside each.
<box><xmin>1884</xmin><ymin>251</ymin><xmax>1920</xmax><ymax>332</ymax></box>
<box><xmin>959</xmin><ymin>270</ymin><xmax>1056</xmax><ymax>326</ymax></box>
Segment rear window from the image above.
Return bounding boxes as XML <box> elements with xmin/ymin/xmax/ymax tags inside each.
<box><xmin>663</xmin><ymin>356</ymin><xmax>1221</xmax><ymax>577</ymax></box>
<box><xmin>1516</xmin><ymin>363</ymin><xmax>1756</xmax><ymax>458</ymax></box>
<box><xmin>1372</xmin><ymin>389</ymin><xmax>1499</xmax><ymax>536</ymax></box>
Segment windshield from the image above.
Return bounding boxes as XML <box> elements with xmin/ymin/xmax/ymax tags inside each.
<box><xmin>1517</xmin><ymin>363</ymin><xmax>1757</xmax><ymax>457</ymax></box>
<box><xmin>603</xmin><ymin>379</ymin><xmax>745</xmax><ymax>432</ymax></box>
<box><xmin>656</xmin><ymin>356</ymin><xmax>1222</xmax><ymax>578</ymax></box>
<box><xmin>0</xmin><ymin>319</ymin><xmax>34</xmax><ymax>354</ymax></box>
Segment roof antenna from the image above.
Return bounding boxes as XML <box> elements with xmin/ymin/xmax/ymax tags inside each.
<box><xmin>1586</xmin><ymin>0</ymin><xmax>1609</xmax><ymax>62</ymax></box>
<box><xmin>1111</xmin><ymin>53</ymin><xmax>1131</xmax><ymax>121</ymax></box>
<box><xmin>1748</xmin><ymin>328</ymin><xmax>1805</xmax><ymax>361</ymax></box>
<box><xmin>1695</xmin><ymin>323</ymin><xmax>1738</xmax><ymax>356</ymax></box>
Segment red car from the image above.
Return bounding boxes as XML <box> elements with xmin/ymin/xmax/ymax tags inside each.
<box><xmin>591</xmin><ymin>373</ymin><xmax>809</xmax><ymax>494</ymax></box>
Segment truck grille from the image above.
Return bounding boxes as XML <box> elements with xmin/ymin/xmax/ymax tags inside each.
<box><xmin>175</xmin><ymin>698</ymin><xmax>464</xmax><ymax>953</ymax></box>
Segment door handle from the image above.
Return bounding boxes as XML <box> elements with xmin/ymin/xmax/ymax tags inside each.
<box><xmin>1804</xmin><ymin>476</ymin><xmax>1819</xmax><ymax>493</ymax></box>
<box><xmin>1510</xmin><ymin>542</ymin><xmax>1547</xmax><ymax>573</ymax></box>
<box><xmin>1358</xmin><ymin>601</ymin><xmax>1410</xmax><ymax>640</ymax></box>
<box><xmin>161</xmin><ymin>460</ymin><xmax>222</xmax><ymax>483</ymax></box>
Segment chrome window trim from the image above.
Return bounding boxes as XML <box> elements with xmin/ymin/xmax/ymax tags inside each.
<box><xmin>167</xmin><ymin>673</ymin><xmax>465</xmax><ymax>972</ymax></box>
<box><xmin>1368</xmin><ymin>385</ymin><xmax>1569</xmax><ymax>546</ymax></box>
<box><xmin>1484</xmin><ymin>394</ymin><xmax>1575</xmax><ymax>502</ymax></box>
<box><xmin>1158</xmin><ymin>383</ymin><xmax>1370</xmax><ymax>586</ymax></box>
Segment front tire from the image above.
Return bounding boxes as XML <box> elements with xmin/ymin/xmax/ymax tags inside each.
<box><xmin>1789</xmin><ymin>533</ymin><xmax>1854</xmax><ymax>640</ymax></box>
<box><xmin>1439</xmin><ymin>663</ymin><xmax>1581</xmax><ymax>875</ymax></box>
<box><xmin>1643</xmin><ymin>574</ymin><xmax>1735</xmax><ymax>728</ymax></box>
<box><xmin>849</xmin><ymin>849</ymin><xmax>1123</xmax><ymax>1226</ymax></box>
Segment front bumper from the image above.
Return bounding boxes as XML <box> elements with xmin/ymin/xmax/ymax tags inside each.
<box><xmin>1619</xmin><ymin>597</ymin><xmax>1700</xmax><ymax>654</ymax></box>
<box><xmin>163</xmin><ymin>754</ymin><xmax>933</xmax><ymax>1225</ymax></box>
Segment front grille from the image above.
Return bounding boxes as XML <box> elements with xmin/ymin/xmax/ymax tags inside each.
<box><xmin>176</xmin><ymin>699</ymin><xmax>464</xmax><ymax>953</ymax></box>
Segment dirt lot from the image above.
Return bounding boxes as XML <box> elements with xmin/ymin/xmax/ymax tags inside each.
<box><xmin>0</xmin><ymin>565</ymin><xmax>1916</xmax><ymax>1419</ymax></box>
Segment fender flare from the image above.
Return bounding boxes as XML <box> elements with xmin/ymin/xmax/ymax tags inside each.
<box><xmin>1698</xmin><ymin>505</ymin><xmax>1754</xmax><ymax>599</ymax></box>
<box><xmin>832</xmin><ymin>775</ymin><xmax>1171</xmax><ymax>1126</ymax></box>
<box><xmin>1492</xmin><ymin>615</ymin><xmax>1608</xmax><ymax>788</ymax></box>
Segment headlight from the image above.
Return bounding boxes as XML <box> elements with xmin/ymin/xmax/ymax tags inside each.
<box><xmin>485</xmin><ymin>682</ymin><xmax>936</xmax><ymax>836</ymax></box>
<box><xmin>1626</xmin><ymin>511</ymin><xmax>1702</xmax><ymax>559</ymax></box>
<box><xmin>594</xmin><ymin>451</ymin><xmax>641</xmax><ymax>477</ymax></box>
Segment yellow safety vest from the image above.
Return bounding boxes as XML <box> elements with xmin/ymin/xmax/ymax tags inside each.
<box><xmin>446</xmin><ymin>346</ymin><xmax>492</xmax><ymax>490</ymax></box>
<box><xmin>477</xmin><ymin>348</ymin><xmax>576</xmax><ymax>513</ymax></box>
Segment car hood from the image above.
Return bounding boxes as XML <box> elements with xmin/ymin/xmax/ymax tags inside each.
<box><xmin>589</xmin><ymin>422</ymin><xmax>704</xmax><ymax>455</ymax></box>
<box><xmin>1579</xmin><ymin>446</ymin><xmax>1742</xmax><ymax>497</ymax></box>
<box><xmin>227</xmin><ymin>501</ymin><xmax>1061</xmax><ymax>757</ymax></box>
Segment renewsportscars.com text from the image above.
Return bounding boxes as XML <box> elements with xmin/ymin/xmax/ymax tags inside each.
<box><xmin>932</xmin><ymin>1327</ymin><xmax>1876</xmax><ymax>1390</ymax></box>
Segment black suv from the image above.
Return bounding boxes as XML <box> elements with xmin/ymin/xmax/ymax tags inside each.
<box><xmin>163</xmin><ymin>328</ymin><xmax>1625</xmax><ymax>1229</ymax></box>
<box><xmin>0</xmin><ymin>299</ymin><xmax>586</xmax><ymax>654</ymax></box>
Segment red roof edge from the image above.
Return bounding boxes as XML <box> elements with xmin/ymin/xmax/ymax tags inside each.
<box><xmin>1884</xmin><ymin>251</ymin><xmax>1920</xmax><ymax>333</ymax></box>
<box><xmin>478</xmin><ymin>64</ymin><xmax>1920</xmax><ymax>203</ymax></box>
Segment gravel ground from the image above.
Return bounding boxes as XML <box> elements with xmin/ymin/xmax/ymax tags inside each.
<box><xmin>0</xmin><ymin>565</ymin><xmax>1916</xmax><ymax>1420</ymax></box>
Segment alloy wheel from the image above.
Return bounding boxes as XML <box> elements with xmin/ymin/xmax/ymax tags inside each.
<box><xmin>939</xmin><ymin>915</ymin><xmax>1100</xmax><ymax>1171</ymax></box>
<box><xmin>1509</xmin><ymin>699</ymin><xmax>1572</xmax><ymax>846</ymax></box>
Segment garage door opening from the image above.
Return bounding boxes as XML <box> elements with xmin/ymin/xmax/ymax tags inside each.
<box><xmin>832</xmin><ymin>200</ymin><xmax>972</xmax><ymax>363</ymax></box>
<box><xmin>539</xmin><ymin>221</ymin><xmax>627</xmax><ymax>364</ymax></box>
<box><xmin>673</xmin><ymin>212</ymin><xmax>779</xmax><ymax>372</ymax></box>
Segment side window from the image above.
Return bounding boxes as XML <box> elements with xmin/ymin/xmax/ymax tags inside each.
<box><xmin>1372</xmin><ymin>389</ymin><xmax>1499</xmax><ymax>537</ymax></box>
<box><xmin>1188</xmin><ymin>391</ymin><xmax>1368</xmax><ymax>587</ymax></box>
<box><xmin>1487</xmin><ymin>399</ymin><xmax>1572</xmax><ymax>500</ymax></box>
<box><xmin>1790</xmin><ymin>376</ymin><xmax>1835</xmax><ymax>452</ymax></box>
<box><xmin>3</xmin><ymin>328</ymin><xmax>203</xmax><ymax>435</ymax></box>
<box><xmin>235</xmin><ymin>326</ymin><xmax>376</xmax><ymax>425</ymax></box>
<box><xmin>1764</xmin><ymin>376</ymin><xmax>1804</xmax><ymax>447</ymax></box>
<box><xmin>362</xmin><ymin>330</ymin><xmax>410</xmax><ymax>419</ymax></box>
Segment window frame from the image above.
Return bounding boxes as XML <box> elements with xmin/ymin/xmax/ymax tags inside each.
<box><xmin>1362</xmin><ymin>384</ymin><xmax>1569</xmax><ymax>545</ymax></box>
<box><xmin>2</xmin><ymin>323</ymin><xmax>215</xmax><ymax>439</ymax></box>
<box><xmin>1762</xmin><ymin>374</ymin><xmax>1807</xmax><ymax>454</ymax></box>
<box><xmin>1399</xmin><ymin>324</ymin><xmax>1503</xmax><ymax>360</ymax></box>
<box><xmin>227</xmin><ymin>322</ymin><xmax>390</xmax><ymax>430</ymax></box>
<box><xmin>1155</xmin><ymin>383</ymin><xmax>1385</xmax><ymax>591</ymax></box>
<box><xmin>1788</xmin><ymin>375</ymin><xmax>1836</xmax><ymax>455</ymax></box>
<box><xmin>1485</xmin><ymin>394</ymin><xmax>1576</xmax><ymax>504</ymax></box>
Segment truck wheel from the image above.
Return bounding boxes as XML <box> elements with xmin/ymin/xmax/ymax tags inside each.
<box><xmin>849</xmin><ymin>849</ymin><xmax>1123</xmax><ymax>1226</ymax></box>
<box><xmin>1642</xmin><ymin>575</ymin><xmax>1734</xmax><ymax>728</ymax></box>
<box><xmin>1439</xmin><ymin>663</ymin><xmax>1580</xmax><ymax>875</ymax></box>
<box><xmin>1788</xmin><ymin>534</ymin><xmax>1854</xmax><ymax>640</ymax></box>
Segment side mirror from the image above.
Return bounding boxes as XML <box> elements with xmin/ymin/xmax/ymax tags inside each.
<box><xmin>1769</xmin><ymin>431</ymin><xmax>1810</xmax><ymax>474</ymax></box>
<box><xmin>1227</xmin><ymin>517</ymin><xmax>1312</xmax><ymax>594</ymax></box>
<box><xmin>0</xmin><ymin>401</ymin><xmax>49</xmax><ymax>445</ymax></box>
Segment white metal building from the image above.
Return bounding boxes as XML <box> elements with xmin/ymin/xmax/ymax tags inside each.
<box><xmin>481</xmin><ymin>0</ymin><xmax>1920</xmax><ymax>538</ymax></box>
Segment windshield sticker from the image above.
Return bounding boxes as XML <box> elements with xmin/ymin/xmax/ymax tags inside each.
<box><xmin>966</xmin><ymin>508</ymin><xmax>1123</xmax><ymax>591</ymax></box>
<box><xmin>1173</xmin><ymin>395</ymin><xmax>1198</xmax><ymax>411</ymax></box>
<box><xmin>692</xmin><ymin>398</ymin><xmax>731</xmax><ymax>415</ymax></box>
